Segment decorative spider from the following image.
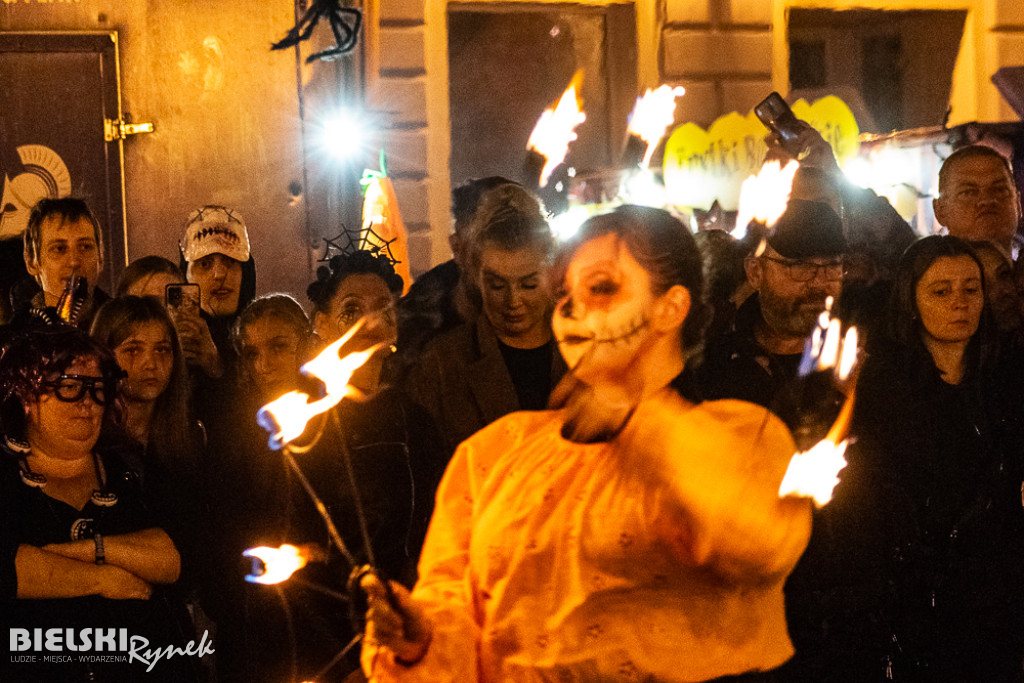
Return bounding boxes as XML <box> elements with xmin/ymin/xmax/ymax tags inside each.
<box><xmin>271</xmin><ymin>0</ymin><xmax>362</xmax><ymax>63</ymax></box>
<box><xmin>319</xmin><ymin>224</ymin><xmax>401</xmax><ymax>268</ymax></box>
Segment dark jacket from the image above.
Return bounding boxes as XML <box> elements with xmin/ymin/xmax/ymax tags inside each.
<box><xmin>406</xmin><ymin>315</ymin><xmax>566</xmax><ymax>457</ymax></box>
<box><xmin>204</xmin><ymin>384</ymin><xmax>443</xmax><ymax>682</ymax></box>
<box><xmin>783</xmin><ymin>343</ymin><xmax>1024</xmax><ymax>683</ymax></box>
<box><xmin>0</xmin><ymin>442</ymin><xmax>199</xmax><ymax>683</ymax></box>
<box><xmin>395</xmin><ymin>259</ymin><xmax>463</xmax><ymax>367</ymax></box>
<box><xmin>695</xmin><ymin>293</ymin><xmax>802</xmax><ymax>410</ymax></box>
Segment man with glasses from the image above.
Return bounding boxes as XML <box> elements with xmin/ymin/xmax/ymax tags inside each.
<box><xmin>933</xmin><ymin>144</ymin><xmax>1022</xmax><ymax>258</ymax></box>
<box><xmin>697</xmin><ymin>199</ymin><xmax>847</xmax><ymax>410</ymax></box>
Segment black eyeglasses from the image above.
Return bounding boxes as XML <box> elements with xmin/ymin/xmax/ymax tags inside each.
<box><xmin>44</xmin><ymin>375</ymin><xmax>114</xmax><ymax>405</ymax></box>
<box><xmin>762</xmin><ymin>256</ymin><xmax>844</xmax><ymax>282</ymax></box>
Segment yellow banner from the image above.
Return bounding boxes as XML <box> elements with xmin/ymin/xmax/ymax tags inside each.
<box><xmin>663</xmin><ymin>95</ymin><xmax>860</xmax><ymax>211</ymax></box>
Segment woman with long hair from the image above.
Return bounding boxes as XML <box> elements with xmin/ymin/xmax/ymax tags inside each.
<box><xmin>405</xmin><ymin>184</ymin><xmax>566</xmax><ymax>457</ymax></box>
<box><xmin>90</xmin><ymin>296</ymin><xmax>201</xmax><ymax>473</ymax></box>
<box><xmin>360</xmin><ymin>206</ymin><xmax>811</xmax><ymax>682</ymax></box>
<box><xmin>232</xmin><ymin>293</ymin><xmax>313</xmax><ymax>401</ymax></box>
<box><xmin>790</xmin><ymin>235</ymin><xmax>1024</xmax><ymax>682</ymax></box>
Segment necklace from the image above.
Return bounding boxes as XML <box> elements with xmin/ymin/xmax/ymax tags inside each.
<box><xmin>18</xmin><ymin>450</ymin><xmax>118</xmax><ymax>507</ymax></box>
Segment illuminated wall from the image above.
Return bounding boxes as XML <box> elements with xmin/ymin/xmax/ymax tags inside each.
<box><xmin>367</xmin><ymin>0</ymin><xmax>659</xmax><ymax>271</ymax></box>
<box><xmin>6</xmin><ymin>0</ymin><xmax>1024</xmax><ymax>278</ymax></box>
<box><xmin>0</xmin><ymin>2</ymin><xmax>348</xmax><ymax>298</ymax></box>
<box><xmin>369</xmin><ymin>0</ymin><xmax>1024</xmax><ymax>270</ymax></box>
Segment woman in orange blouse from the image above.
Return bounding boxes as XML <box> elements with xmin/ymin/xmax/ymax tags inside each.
<box><xmin>361</xmin><ymin>206</ymin><xmax>812</xmax><ymax>683</ymax></box>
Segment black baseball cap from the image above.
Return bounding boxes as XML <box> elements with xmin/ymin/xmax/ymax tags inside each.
<box><xmin>767</xmin><ymin>199</ymin><xmax>846</xmax><ymax>259</ymax></box>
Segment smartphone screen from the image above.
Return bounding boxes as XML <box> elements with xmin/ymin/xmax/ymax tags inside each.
<box><xmin>165</xmin><ymin>283</ymin><xmax>201</xmax><ymax>319</ymax></box>
<box><xmin>754</xmin><ymin>92</ymin><xmax>802</xmax><ymax>146</ymax></box>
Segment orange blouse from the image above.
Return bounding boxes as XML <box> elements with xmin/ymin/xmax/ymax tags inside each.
<box><xmin>363</xmin><ymin>394</ymin><xmax>812</xmax><ymax>682</ymax></box>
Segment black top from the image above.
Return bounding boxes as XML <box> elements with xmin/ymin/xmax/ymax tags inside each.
<box><xmin>0</xmin><ymin>447</ymin><xmax>198</xmax><ymax>683</ymax></box>
<box><xmin>695</xmin><ymin>293</ymin><xmax>807</xmax><ymax>415</ymax></box>
<box><xmin>782</xmin><ymin>344</ymin><xmax>1024</xmax><ymax>683</ymax></box>
<box><xmin>498</xmin><ymin>338</ymin><xmax>555</xmax><ymax>411</ymax></box>
<box><xmin>393</xmin><ymin>259</ymin><xmax>463</xmax><ymax>380</ymax></box>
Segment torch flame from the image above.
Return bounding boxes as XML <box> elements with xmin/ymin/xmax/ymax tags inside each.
<box><xmin>781</xmin><ymin>304</ymin><xmax>861</xmax><ymax>506</ymax></box>
<box><xmin>779</xmin><ymin>378</ymin><xmax>857</xmax><ymax>506</ymax></box>
<box><xmin>778</xmin><ymin>437</ymin><xmax>850</xmax><ymax>507</ymax></box>
<box><xmin>838</xmin><ymin>326</ymin><xmax>859</xmax><ymax>381</ymax></box>
<box><xmin>626</xmin><ymin>85</ymin><xmax>686</xmax><ymax>167</ymax></box>
<box><xmin>257</xmin><ymin>320</ymin><xmax>383</xmax><ymax>449</ymax></box>
<box><xmin>527</xmin><ymin>71</ymin><xmax>586</xmax><ymax>188</ymax></box>
<box><xmin>733</xmin><ymin>160</ymin><xmax>800</xmax><ymax>239</ymax></box>
<box><xmin>800</xmin><ymin>297</ymin><xmax>860</xmax><ymax>381</ymax></box>
<box><xmin>243</xmin><ymin>544</ymin><xmax>309</xmax><ymax>584</ymax></box>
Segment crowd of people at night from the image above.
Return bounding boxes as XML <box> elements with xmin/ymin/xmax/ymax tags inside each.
<box><xmin>2</xmin><ymin>118</ymin><xmax>1024</xmax><ymax>683</ymax></box>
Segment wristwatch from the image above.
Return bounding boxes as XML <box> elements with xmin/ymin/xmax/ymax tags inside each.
<box><xmin>94</xmin><ymin>533</ymin><xmax>106</xmax><ymax>565</ymax></box>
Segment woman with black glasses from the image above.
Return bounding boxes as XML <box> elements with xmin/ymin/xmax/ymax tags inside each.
<box><xmin>0</xmin><ymin>328</ymin><xmax>199</xmax><ymax>682</ymax></box>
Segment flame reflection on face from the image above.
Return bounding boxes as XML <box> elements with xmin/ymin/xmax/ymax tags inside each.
<box><xmin>914</xmin><ymin>255</ymin><xmax>984</xmax><ymax>345</ymax></box>
<box><xmin>553</xmin><ymin>233</ymin><xmax>654</xmax><ymax>378</ymax></box>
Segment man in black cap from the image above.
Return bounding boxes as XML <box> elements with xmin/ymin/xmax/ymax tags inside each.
<box><xmin>696</xmin><ymin>199</ymin><xmax>847</xmax><ymax>409</ymax></box>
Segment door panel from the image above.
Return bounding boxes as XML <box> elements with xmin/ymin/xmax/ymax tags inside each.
<box><xmin>0</xmin><ymin>32</ymin><xmax>126</xmax><ymax>293</ymax></box>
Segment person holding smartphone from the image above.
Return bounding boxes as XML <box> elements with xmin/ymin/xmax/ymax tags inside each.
<box><xmin>756</xmin><ymin>93</ymin><xmax>915</xmax><ymax>290</ymax></box>
<box><xmin>176</xmin><ymin>205</ymin><xmax>257</xmax><ymax>380</ymax></box>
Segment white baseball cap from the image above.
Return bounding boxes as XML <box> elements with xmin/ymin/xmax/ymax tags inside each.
<box><xmin>180</xmin><ymin>205</ymin><xmax>251</xmax><ymax>263</ymax></box>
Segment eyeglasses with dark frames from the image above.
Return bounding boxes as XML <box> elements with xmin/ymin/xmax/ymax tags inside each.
<box><xmin>43</xmin><ymin>375</ymin><xmax>114</xmax><ymax>406</ymax></box>
<box><xmin>762</xmin><ymin>255</ymin><xmax>844</xmax><ymax>282</ymax></box>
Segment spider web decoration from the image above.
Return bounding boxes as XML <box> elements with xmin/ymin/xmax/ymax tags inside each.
<box><xmin>318</xmin><ymin>225</ymin><xmax>402</xmax><ymax>268</ymax></box>
<box><xmin>271</xmin><ymin>0</ymin><xmax>362</xmax><ymax>64</ymax></box>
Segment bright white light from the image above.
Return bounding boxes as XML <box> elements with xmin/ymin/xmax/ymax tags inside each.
<box><xmin>842</xmin><ymin>156</ymin><xmax>874</xmax><ymax>190</ymax></box>
<box><xmin>243</xmin><ymin>544</ymin><xmax>308</xmax><ymax>584</ymax></box>
<box><xmin>321</xmin><ymin>110</ymin><xmax>365</xmax><ymax>160</ymax></box>
<box><xmin>620</xmin><ymin>168</ymin><xmax>667</xmax><ymax>208</ymax></box>
<box><xmin>550</xmin><ymin>204</ymin><xmax>598</xmax><ymax>242</ymax></box>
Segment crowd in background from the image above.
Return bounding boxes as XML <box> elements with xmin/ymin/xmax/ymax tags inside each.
<box><xmin>2</xmin><ymin>124</ymin><xmax>1024</xmax><ymax>683</ymax></box>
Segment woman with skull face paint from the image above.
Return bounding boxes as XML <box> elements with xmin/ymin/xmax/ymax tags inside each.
<box><xmin>360</xmin><ymin>206</ymin><xmax>812</xmax><ymax>683</ymax></box>
<box><xmin>0</xmin><ymin>327</ymin><xmax>198</xmax><ymax>683</ymax></box>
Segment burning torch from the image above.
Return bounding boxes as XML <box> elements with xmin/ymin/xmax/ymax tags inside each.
<box><xmin>778</xmin><ymin>298</ymin><xmax>860</xmax><ymax>507</ymax></box>
<box><xmin>731</xmin><ymin>157</ymin><xmax>858</xmax><ymax>507</ymax></box>
<box><xmin>524</xmin><ymin>70</ymin><xmax>586</xmax><ymax>194</ymax></box>
<box><xmin>622</xmin><ymin>85</ymin><xmax>686</xmax><ymax>169</ymax></box>
<box><xmin>248</xmin><ymin>318</ymin><xmax>407</xmax><ymax>664</ymax></box>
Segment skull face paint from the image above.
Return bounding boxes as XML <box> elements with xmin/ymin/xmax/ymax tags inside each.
<box><xmin>553</xmin><ymin>233</ymin><xmax>655</xmax><ymax>374</ymax></box>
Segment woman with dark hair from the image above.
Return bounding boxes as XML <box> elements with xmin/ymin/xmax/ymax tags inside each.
<box><xmin>302</xmin><ymin>247</ymin><xmax>442</xmax><ymax>583</ymax></box>
<box><xmin>0</xmin><ymin>327</ymin><xmax>198</xmax><ymax>682</ymax></box>
<box><xmin>208</xmin><ymin>252</ymin><xmax>442</xmax><ymax>682</ymax></box>
<box><xmin>232</xmin><ymin>293</ymin><xmax>312</xmax><ymax>400</ymax></box>
<box><xmin>89</xmin><ymin>297</ymin><xmax>205</xmax><ymax>602</ymax></box>
<box><xmin>90</xmin><ymin>296</ymin><xmax>199</xmax><ymax>468</ymax></box>
<box><xmin>406</xmin><ymin>184</ymin><xmax>566</xmax><ymax>456</ymax></box>
<box><xmin>360</xmin><ymin>206</ymin><xmax>811</xmax><ymax>682</ymax></box>
<box><xmin>787</xmin><ymin>235</ymin><xmax>1024</xmax><ymax>682</ymax></box>
<box><xmin>116</xmin><ymin>256</ymin><xmax>185</xmax><ymax>299</ymax></box>
<box><xmin>307</xmin><ymin>249</ymin><xmax>403</xmax><ymax>394</ymax></box>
